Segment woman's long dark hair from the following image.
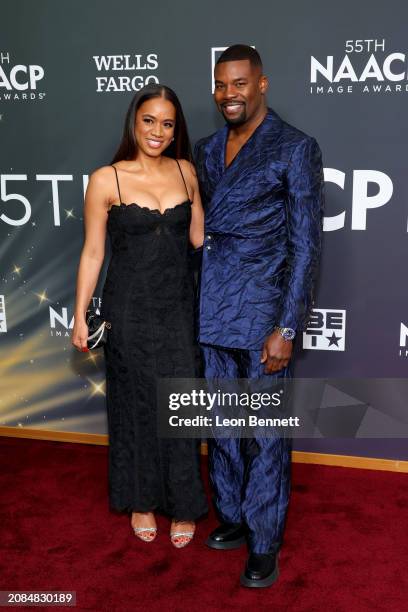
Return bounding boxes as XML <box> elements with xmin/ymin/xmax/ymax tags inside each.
<box><xmin>111</xmin><ymin>84</ymin><xmax>192</xmax><ymax>163</ymax></box>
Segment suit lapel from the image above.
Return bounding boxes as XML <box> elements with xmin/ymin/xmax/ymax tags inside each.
<box><xmin>206</xmin><ymin>109</ymin><xmax>280</xmax><ymax>210</ymax></box>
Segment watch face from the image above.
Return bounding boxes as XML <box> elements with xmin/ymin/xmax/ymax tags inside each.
<box><xmin>282</xmin><ymin>328</ymin><xmax>295</xmax><ymax>340</ymax></box>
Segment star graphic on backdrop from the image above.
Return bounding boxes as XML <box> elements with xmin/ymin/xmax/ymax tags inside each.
<box><xmin>88</xmin><ymin>378</ymin><xmax>106</xmax><ymax>397</ymax></box>
<box><xmin>13</xmin><ymin>265</ymin><xmax>22</xmax><ymax>275</ymax></box>
<box><xmin>34</xmin><ymin>290</ymin><xmax>50</xmax><ymax>305</ymax></box>
<box><xmin>326</xmin><ymin>332</ymin><xmax>341</xmax><ymax>347</ymax></box>
<box><xmin>86</xmin><ymin>352</ymin><xmax>100</xmax><ymax>365</ymax></box>
<box><xmin>64</xmin><ymin>209</ymin><xmax>76</xmax><ymax>219</ymax></box>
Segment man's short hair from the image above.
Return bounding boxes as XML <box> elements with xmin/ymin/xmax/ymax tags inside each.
<box><xmin>216</xmin><ymin>45</ymin><xmax>263</xmax><ymax>70</ymax></box>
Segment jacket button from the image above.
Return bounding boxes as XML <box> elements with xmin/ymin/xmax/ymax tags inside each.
<box><xmin>206</xmin><ymin>234</ymin><xmax>212</xmax><ymax>240</ymax></box>
<box><xmin>206</xmin><ymin>245</ymin><xmax>211</xmax><ymax>250</ymax></box>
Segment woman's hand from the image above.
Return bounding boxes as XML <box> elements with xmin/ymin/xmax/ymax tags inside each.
<box><xmin>71</xmin><ymin>316</ymin><xmax>89</xmax><ymax>352</ymax></box>
<box><xmin>72</xmin><ymin>166</ymin><xmax>111</xmax><ymax>351</ymax></box>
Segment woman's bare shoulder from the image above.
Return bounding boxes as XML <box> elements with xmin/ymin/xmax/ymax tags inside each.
<box><xmin>89</xmin><ymin>165</ymin><xmax>116</xmax><ymax>187</ymax></box>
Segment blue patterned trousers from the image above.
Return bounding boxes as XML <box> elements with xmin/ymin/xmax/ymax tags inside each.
<box><xmin>201</xmin><ymin>344</ymin><xmax>292</xmax><ymax>554</ymax></box>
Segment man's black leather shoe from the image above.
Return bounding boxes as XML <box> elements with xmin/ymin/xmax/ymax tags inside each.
<box><xmin>206</xmin><ymin>523</ymin><xmax>246</xmax><ymax>550</ymax></box>
<box><xmin>240</xmin><ymin>552</ymin><xmax>279</xmax><ymax>588</ymax></box>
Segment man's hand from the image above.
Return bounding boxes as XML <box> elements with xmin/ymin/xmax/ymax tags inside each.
<box><xmin>260</xmin><ymin>330</ymin><xmax>293</xmax><ymax>374</ymax></box>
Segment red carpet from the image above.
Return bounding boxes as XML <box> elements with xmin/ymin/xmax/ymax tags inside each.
<box><xmin>0</xmin><ymin>437</ymin><xmax>407</xmax><ymax>611</ymax></box>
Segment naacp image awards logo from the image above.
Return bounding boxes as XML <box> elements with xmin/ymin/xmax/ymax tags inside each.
<box><xmin>310</xmin><ymin>38</ymin><xmax>408</xmax><ymax>95</ymax></box>
<box><xmin>0</xmin><ymin>51</ymin><xmax>45</xmax><ymax>101</ymax></box>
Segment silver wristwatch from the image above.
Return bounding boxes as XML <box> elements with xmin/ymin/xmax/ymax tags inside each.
<box><xmin>275</xmin><ymin>326</ymin><xmax>296</xmax><ymax>341</ymax></box>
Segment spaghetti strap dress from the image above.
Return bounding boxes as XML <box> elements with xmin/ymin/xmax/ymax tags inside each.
<box><xmin>101</xmin><ymin>160</ymin><xmax>207</xmax><ymax>521</ymax></box>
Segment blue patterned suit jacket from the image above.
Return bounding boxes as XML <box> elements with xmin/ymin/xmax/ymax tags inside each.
<box><xmin>194</xmin><ymin>108</ymin><xmax>324</xmax><ymax>350</ymax></box>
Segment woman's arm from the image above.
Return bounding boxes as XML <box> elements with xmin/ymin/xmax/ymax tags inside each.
<box><xmin>181</xmin><ymin>160</ymin><xmax>204</xmax><ymax>249</ymax></box>
<box><xmin>71</xmin><ymin>167</ymin><xmax>111</xmax><ymax>350</ymax></box>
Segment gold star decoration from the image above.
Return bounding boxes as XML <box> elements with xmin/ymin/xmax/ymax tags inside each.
<box><xmin>87</xmin><ymin>377</ymin><xmax>106</xmax><ymax>397</ymax></box>
<box><xmin>34</xmin><ymin>290</ymin><xmax>50</xmax><ymax>305</ymax></box>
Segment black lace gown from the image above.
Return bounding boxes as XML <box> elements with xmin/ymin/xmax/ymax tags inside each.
<box><xmin>101</xmin><ymin>196</ymin><xmax>207</xmax><ymax>521</ymax></box>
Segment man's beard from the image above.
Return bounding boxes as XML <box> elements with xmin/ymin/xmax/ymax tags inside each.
<box><xmin>220</xmin><ymin>104</ymin><xmax>247</xmax><ymax>125</ymax></box>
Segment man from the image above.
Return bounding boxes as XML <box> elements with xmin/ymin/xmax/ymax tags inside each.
<box><xmin>194</xmin><ymin>45</ymin><xmax>324</xmax><ymax>588</ymax></box>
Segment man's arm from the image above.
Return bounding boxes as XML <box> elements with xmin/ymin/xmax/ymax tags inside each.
<box><xmin>278</xmin><ymin>136</ymin><xmax>324</xmax><ymax>330</ymax></box>
<box><xmin>261</xmin><ymin>136</ymin><xmax>324</xmax><ymax>373</ymax></box>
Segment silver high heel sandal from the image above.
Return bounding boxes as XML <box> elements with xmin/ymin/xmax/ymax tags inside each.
<box><xmin>132</xmin><ymin>526</ymin><xmax>157</xmax><ymax>542</ymax></box>
<box><xmin>170</xmin><ymin>521</ymin><xmax>195</xmax><ymax>548</ymax></box>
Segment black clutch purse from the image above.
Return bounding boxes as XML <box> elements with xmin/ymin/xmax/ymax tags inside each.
<box><xmin>85</xmin><ymin>309</ymin><xmax>111</xmax><ymax>349</ymax></box>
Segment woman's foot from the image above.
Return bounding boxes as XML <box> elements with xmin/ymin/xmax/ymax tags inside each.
<box><xmin>131</xmin><ymin>512</ymin><xmax>157</xmax><ymax>542</ymax></box>
<box><xmin>170</xmin><ymin>520</ymin><xmax>195</xmax><ymax>548</ymax></box>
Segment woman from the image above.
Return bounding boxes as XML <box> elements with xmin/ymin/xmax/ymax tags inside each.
<box><xmin>72</xmin><ymin>84</ymin><xmax>207</xmax><ymax>547</ymax></box>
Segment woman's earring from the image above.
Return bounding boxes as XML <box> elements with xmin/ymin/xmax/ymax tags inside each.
<box><xmin>172</xmin><ymin>137</ymin><xmax>175</xmax><ymax>141</ymax></box>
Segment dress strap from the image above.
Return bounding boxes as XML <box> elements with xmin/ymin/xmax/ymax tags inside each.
<box><xmin>175</xmin><ymin>159</ymin><xmax>190</xmax><ymax>201</ymax></box>
<box><xmin>111</xmin><ymin>165</ymin><xmax>123</xmax><ymax>204</ymax></box>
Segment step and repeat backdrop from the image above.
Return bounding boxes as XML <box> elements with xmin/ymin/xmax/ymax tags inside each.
<box><xmin>1</xmin><ymin>0</ymin><xmax>407</xmax><ymax>459</ymax></box>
